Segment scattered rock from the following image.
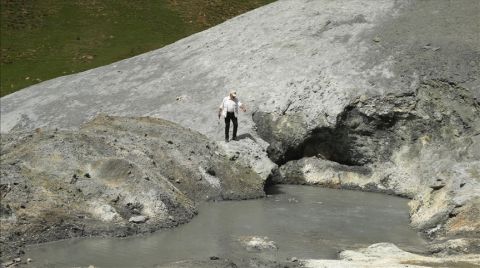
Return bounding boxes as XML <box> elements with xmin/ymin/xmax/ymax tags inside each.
<box><xmin>239</xmin><ymin>236</ymin><xmax>278</xmax><ymax>252</ymax></box>
<box><xmin>128</xmin><ymin>215</ymin><xmax>148</xmax><ymax>224</ymax></box>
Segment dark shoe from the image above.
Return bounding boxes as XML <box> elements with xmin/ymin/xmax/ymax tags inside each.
<box><xmin>232</xmin><ymin>137</ymin><xmax>237</xmax><ymax>141</ymax></box>
<box><xmin>225</xmin><ymin>138</ymin><xmax>229</xmax><ymax>142</ymax></box>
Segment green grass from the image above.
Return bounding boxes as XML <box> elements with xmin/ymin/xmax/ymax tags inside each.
<box><xmin>0</xmin><ymin>0</ymin><xmax>276</xmax><ymax>97</ymax></box>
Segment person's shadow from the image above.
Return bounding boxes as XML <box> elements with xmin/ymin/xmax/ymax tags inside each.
<box><xmin>235</xmin><ymin>133</ymin><xmax>257</xmax><ymax>142</ymax></box>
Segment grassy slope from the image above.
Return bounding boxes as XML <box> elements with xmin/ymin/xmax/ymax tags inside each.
<box><xmin>0</xmin><ymin>0</ymin><xmax>275</xmax><ymax>97</ymax></box>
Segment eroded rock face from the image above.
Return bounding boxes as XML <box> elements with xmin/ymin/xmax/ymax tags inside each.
<box><xmin>268</xmin><ymin>81</ymin><xmax>480</xmax><ymax>253</ymax></box>
<box><xmin>256</xmin><ymin>80</ymin><xmax>480</xmax><ymax>165</ymax></box>
<box><xmin>0</xmin><ymin>116</ymin><xmax>265</xmax><ymax>259</ymax></box>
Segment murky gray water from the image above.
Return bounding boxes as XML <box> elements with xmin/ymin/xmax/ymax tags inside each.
<box><xmin>25</xmin><ymin>185</ymin><xmax>427</xmax><ymax>267</ymax></box>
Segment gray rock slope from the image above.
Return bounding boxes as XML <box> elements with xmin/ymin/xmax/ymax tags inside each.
<box><xmin>1</xmin><ymin>0</ymin><xmax>478</xmax><ymax>135</ymax></box>
<box><xmin>1</xmin><ymin>0</ymin><xmax>479</xmax><ymax>260</ymax></box>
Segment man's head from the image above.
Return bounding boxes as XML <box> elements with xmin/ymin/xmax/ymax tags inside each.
<box><xmin>229</xmin><ymin>90</ymin><xmax>237</xmax><ymax>99</ymax></box>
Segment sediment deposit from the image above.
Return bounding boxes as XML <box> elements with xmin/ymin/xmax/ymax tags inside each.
<box><xmin>1</xmin><ymin>0</ymin><xmax>479</xmax><ymax>265</ymax></box>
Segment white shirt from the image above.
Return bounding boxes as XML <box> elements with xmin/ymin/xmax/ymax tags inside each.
<box><xmin>225</xmin><ymin>98</ymin><xmax>236</xmax><ymax>112</ymax></box>
<box><xmin>219</xmin><ymin>96</ymin><xmax>242</xmax><ymax>118</ymax></box>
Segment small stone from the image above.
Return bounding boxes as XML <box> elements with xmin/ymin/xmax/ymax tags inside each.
<box><xmin>358</xmin><ymin>94</ymin><xmax>368</xmax><ymax>103</ymax></box>
<box><xmin>290</xmin><ymin>257</ymin><xmax>298</xmax><ymax>262</ymax></box>
<box><xmin>70</xmin><ymin>174</ymin><xmax>78</xmax><ymax>184</ymax></box>
<box><xmin>128</xmin><ymin>215</ymin><xmax>148</xmax><ymax>223</ymax></box>
<box><xmin>13</xmin><ymin>258</ymin><xmax>21</xmax><ymax>262</ymax></box>
<box><xmin>372</xmin><ymin>36</ymin><xmax>381</xmax><ymax>42</ymax></box>
<box><xmin>210</xmin><ymin>256</ymin><xmax>220</xmax><ymax>260</ymax></box>
<box><xmin>239</xmin><ymin>236</ymin><xmax>278</xmax><ymax>251</ymax></box>
<box><xmin>27</xmin><ymin>258</ymin><xmax>32</xmax><ymax>263</ymax></box>
<box><xmin>88</xmin><ymin>265</ymin><xmax>95</xmax><ymax>268</ymax></box>
<box><xmin>288</xmin><ymin>198</ymin><xmax>298</xmax><ymax>203</ymax></box>
<box><xmin>175</xmin><ymin>179</ymin><xmax>181</xmax><ymax>183</ymax></box>
<box><xmin>430</xmin><ymin>183</ymin><xmax>445</xmax><ymax>190</ymax></box>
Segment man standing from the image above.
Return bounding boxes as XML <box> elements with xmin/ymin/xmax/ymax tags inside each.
<box><xmin>218</xmin><ymin>90</ymin><xmax>246</xmax><ymax>142</ymax></box>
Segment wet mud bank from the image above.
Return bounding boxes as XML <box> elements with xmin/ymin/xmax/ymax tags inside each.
<box><xmin>254</xmin><ymin>80</ymin><xmax>480</xmax><ymax>255</ymax></box>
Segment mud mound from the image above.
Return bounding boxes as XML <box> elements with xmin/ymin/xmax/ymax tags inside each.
<box><xmin>0</xmin><ymin>116</ymin><xmax>265</xmax><ymax>259</ymax></box>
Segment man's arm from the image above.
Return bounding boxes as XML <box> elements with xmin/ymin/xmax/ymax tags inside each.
<box><xmin>218</xmin><ymin>99</ymin><xmax>224</xmax><ymax>118</ymax></box>
<box><xmin>239</xmin><ymin>102</ymin><xmax>247</xmax><ymax>112</ymax></box>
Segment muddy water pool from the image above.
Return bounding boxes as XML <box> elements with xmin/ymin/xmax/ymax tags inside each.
<box><xmin>25</xmin><ymin>185</ymin><xmax>427</xmax><ymax>267</ymax></box>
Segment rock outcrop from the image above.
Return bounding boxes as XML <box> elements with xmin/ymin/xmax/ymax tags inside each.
<box><xmin>268</xmin><ymin>80</ymin><xmax>480</xmax><ymax>253</ymax></box>
<box><xmin>0</xmin><ymin>116</ymin><xmax>265</xmax><ymax>259</ymax></box>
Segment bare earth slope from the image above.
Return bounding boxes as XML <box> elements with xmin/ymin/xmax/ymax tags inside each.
<box><xmin>1</xmin><ymin>0</ymin><xmax>479</xmax><ymax>265</ymax></box>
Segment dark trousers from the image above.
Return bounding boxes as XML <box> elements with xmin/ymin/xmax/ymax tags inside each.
<box><xmin>225</xmin><ymin>112</ymin><xmax>238</xmax><ymax>140</ymax></box>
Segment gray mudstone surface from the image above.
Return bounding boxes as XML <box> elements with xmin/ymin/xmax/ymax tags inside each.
<box><xmin>1</xmin><ymin>0</ymin><xmax>479</xmax><ymax>264</ymax></box>
<box><xmin>0</xmin><ymin>116</ymin><xmax>264</xmax><ymax>260</ymax></box>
